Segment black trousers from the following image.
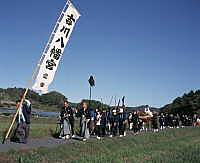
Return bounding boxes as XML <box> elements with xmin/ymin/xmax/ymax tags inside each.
<box><xmin>96</xmin><ymin>125</ymin><xmax>102</xmax><ymax>137</ymax></box>
<box><xmin>89</xmin><ymin>120</ymin><xmax>95</xmax><ymax>135</ymax></box>
<box><xmin>15</xmin><ymin>122</ymin><xmax>30</xmax><ymax>143</ymax></box>
<box><xmin>69</xmin><ymin>120</ymin><xmax>74</xmax><ymax>135</ymax></box>
<box><xmin>25</xmin><ymin>124</ymin><xmax>30</xmax><ymax>140</ymax></box>
<box><xmin>159</xmin><ymin>121</ymin><xmax>164</xmax><ymax>127</ymax></box>
<box><xmin>133</xmin><ymin>123</ymin><xmax>138</xmax><ymax>133</ymax></box>
<box><xmin>119</xmin><ymin>122</ymin><xmax>125</xmax><ymax>135</ymax></box>
<box><xmin>111</xmin><ymin>123</ymin><xmax>118</xmax><ymax>136</ymax></box>
<box><xmin>101</xmin><ymin>125</ymin><xmax>106</xmax><ymax>136</ymax></box>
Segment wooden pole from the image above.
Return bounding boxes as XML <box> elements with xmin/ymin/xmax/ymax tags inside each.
<box><xmin>2</xmin><ymin>88</ymin><xmax>29</xmax><ymax>144</ymax></box>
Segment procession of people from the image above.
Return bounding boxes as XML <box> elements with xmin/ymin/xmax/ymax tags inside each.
<box><xmin>56</xmin><ymin>100</ymin><xmax>200</xmax><ymax>142</ymax></box>
<box><xmin>10</xmin><ymin>97</ymin><xmax>200</xmax><ymax>144</ymax></box>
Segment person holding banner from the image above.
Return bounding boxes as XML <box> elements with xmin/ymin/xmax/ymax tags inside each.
<box><xmin>3</xmin><ymin>1</ymin><xmax>81</xmax><ymax>144</ymax></box>
<box><xmin>80</xmin><ymin>102</ymin><xmax>90</xmax><ymax>141</ymax></box>
<box><xmin>59</xmin><ymin>101</ymin><xmax>73</xmax><ymax>139</ymax></box>
<box><xmin>13</xmin><ymin>98</ymin><xmax>32</xmax><ymax>144</ymax></box>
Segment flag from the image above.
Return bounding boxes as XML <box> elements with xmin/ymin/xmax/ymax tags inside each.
<box><xmin>32</xmin><ymin>1</ymin><xmax>80</xmax><ymax>93</ymax></box>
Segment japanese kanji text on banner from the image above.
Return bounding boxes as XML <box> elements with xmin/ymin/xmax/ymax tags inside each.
<box><xmin>32</xmin><ymin>2</ymin><xmax>80</xmax><ymax>93</ymax></box>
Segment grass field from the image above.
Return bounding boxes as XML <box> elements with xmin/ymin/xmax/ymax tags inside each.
<box><xmin>0</xmin><ymin>116</ymin><xmax>57</xmax><ymax>142</ymax></box>
<box><xmin>0</xmin><ymin>116</ymin><xmax>200</xmax><ymax>163</ymax></box>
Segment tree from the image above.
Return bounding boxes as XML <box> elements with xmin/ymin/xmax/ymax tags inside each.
<box><xmin>162</xmin><ymin>89</ymin><xmax>200</xmax><ymax>116</ymax></box>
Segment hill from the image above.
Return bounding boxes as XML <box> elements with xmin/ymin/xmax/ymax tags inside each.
<box><xmin>161</xmin><ymin>90</ymin><xmax>200</xmax><ymax>116</ymax></box>
<box><xmin>0</xmin><ymin>88</ymin><xmax>65</xmax><ymax>112</ymax></box>
<box><xmin>1</xmin><ymin>88</ymin><xmax>200</xmax><ymax>115</ymax></box>
<box><xmin>0</xmin><ymin>88</ymin><xmax>108</xmax><ymax>112</ymax></box>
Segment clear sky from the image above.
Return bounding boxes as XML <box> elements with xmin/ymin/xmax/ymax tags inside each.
<box><xmin>0</xmin><ymin>0</ymin><xmax>199</xmax><ymax>108</ymax></box>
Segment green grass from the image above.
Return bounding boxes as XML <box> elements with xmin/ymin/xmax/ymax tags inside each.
<box><xmin>0</xmin><ymin>116</ymin><xmax>57</xmax><ymax>142</ymax></box>
<box><xmin>0</xmin><ymin>116</ymin><xmax>80</xmax><ymax>142</ymax></box>
<box><xmin>0</xmin><ymin>117</ymin><xmax>200</xmax><ymax>163</ymax></box>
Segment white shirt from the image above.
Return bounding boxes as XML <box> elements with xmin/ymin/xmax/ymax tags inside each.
<box><xmin>96</xmin><ymin>114</ymin><xmax>101</xmax><ymax>126</ymax></box>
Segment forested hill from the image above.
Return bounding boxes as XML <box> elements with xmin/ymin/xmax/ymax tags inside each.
<box><xmin>0</xmin><ymin>88</ymin><xmax>157</xmax><ymax>112</ymax></box>
<box><xmin>1</xmin><ymin>88</ymin><xmax>199</xmax><ymax>115</ymax></box>
<box><xmin>161</xmin><ymin>90</ymin><xmax>200</xmax><ymax>116</ymax></box>
<box><xmin>0</xmin><ymin>88</ymin><xmax>108</xmax><ymax>112</ymax></box>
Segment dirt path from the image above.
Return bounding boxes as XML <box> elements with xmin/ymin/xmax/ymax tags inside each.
<box><xmin>0</xmin><ymin>129</ymin><xmax>169</xmax><ymax>153</ymax></box>
<box><xmin>0</xmin><ymin>136</ymin><xmax>83</xmax><ymax>153</ymax></box>
<box><xmin>0</xmin><ymin>131</ymin><xmax>137</xmax><ymax>153</ymax></box>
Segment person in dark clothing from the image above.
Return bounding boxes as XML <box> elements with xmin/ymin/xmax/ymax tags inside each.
<box><xmin>122</xmin><ymin>108</ymin><xmax>128</xmax><ymax>136</ymax></box>
<box><xmin>152</xmin><ymin>113</ymin><xmax>159</xmax><ymax>132</ymax></box>
<box><xmin>169</xmin><ymin>114</ymin><xmax>174</xmax><ymax>128</ymax></box>
<box><xmin>60</xmin><ymin>101</ymin><xmax>75</xmax><ymax>139</ymax></box>
<box><xmin>118</xmin><ymin>108</ymin><xmax>126</xmax><ymax>137</ymax></box>
<box><xmin>89</xmin><ymin>109</ymin><xmax>96</xmax><ymax>135</ymax></box>
<box><xmin>132</xmin><ymin>112</ymin><xmax>139</xmax><ymax>134</ymax></box>
<box><xmin>128</xmin><ymin>113</ymin><xmax>133</xmax><ymax>130</ymax></box>
<box><xmin>22</xmin><ymin>99</ymin><xmax>31</xmax><ymax>142</ymax></box>
<box><xmin>110</xmin><ymin>109</ymin><xmax>119</xmax><ymax>137</ymax></box>
<box><xmin>95</xmin><ymin>110</ymin><xmax>102</xmax><ymax>140</ymax></box>
<box><xmin>100</xmin><ymin>110</ymin><xmax>107</xmax><ymax>137</ymax></box>
<box><xmin>181</xmin><ymin>115</ymin><xmax>186</xmax><ymax>127</ymax></box>
<box><xmin>164</xmin><ymin>114</ymin><xmax>170</xmax><ymax>128</ymax></box>
<box><xmin>173</xmin><ymin>114</ymin><xmax>179</xmax><ymax>128</ymax></box>
<box><xmin>159</xmin><ymin>113</ymin><xmax>165</xmax><ymax>130</ymax></box>
<box><xmin>138</xmin><ymin>118</ymin><xmax>143</xmax><ymax>132</ymax></box>
<box><xmin>14</xmin><ymin>99</ymin><xmax>32</xmax><ymax>144</ymax></box>
<box><xmin>80</xmin><ymin>102</ymin><xmax>91</xmax><ymax>141</ymax></box>
<box><xmin>107</xmin><ymin>108</ymin><xmax>113</xmax><ymax>135</ymax></box>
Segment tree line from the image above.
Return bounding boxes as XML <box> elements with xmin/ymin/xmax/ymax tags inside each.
<box><xmin>0</xmin><ymin>87</ymin><xmax>108</xmax><ymax>111</ymax></box>
<box><xmin>161</xmin><ymin>90</ymin><xmax>200</xmax><ymax>116</ymax></box>
<box><xmin>1</xmin><ymin>87</ymin><xmax>200</xmax><ymax>115</ymax></box>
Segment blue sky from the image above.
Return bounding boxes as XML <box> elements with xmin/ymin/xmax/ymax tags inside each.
<box><xmin>0</xmin><ymin>0</ymin><xmax>199</xmax><ymax>107</ymax></box>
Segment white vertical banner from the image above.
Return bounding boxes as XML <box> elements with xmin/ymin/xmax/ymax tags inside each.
<box><xmin>32</xmin><ymin>1</ymin><xmax>80</xmax><ymax>93</ymax></box>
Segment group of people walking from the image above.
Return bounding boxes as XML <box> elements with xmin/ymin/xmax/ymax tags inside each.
<box><xmin>12</xmin><ymin>99</ymin><xmax>200</xmax><ymax>143</ymax></box>
<box><xmin>59</xmin><ymin>101</ymin><xmax>129</xmax><ymax>141</ymax></box>
<box><xmin>128</xmin><ymin>112</ymin><xmax>199</xmax><ymax>133</ymax></box>
<box><xmin>59</xmin><ymin>101</ymin><xmax>200</xmax><ymax>141</ymax></box>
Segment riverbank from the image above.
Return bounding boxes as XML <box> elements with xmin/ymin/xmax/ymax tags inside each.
<box><xmin>0</xmin><ymin>108</ymin><xmax>59</xmax><ymax>118</ymax></box>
